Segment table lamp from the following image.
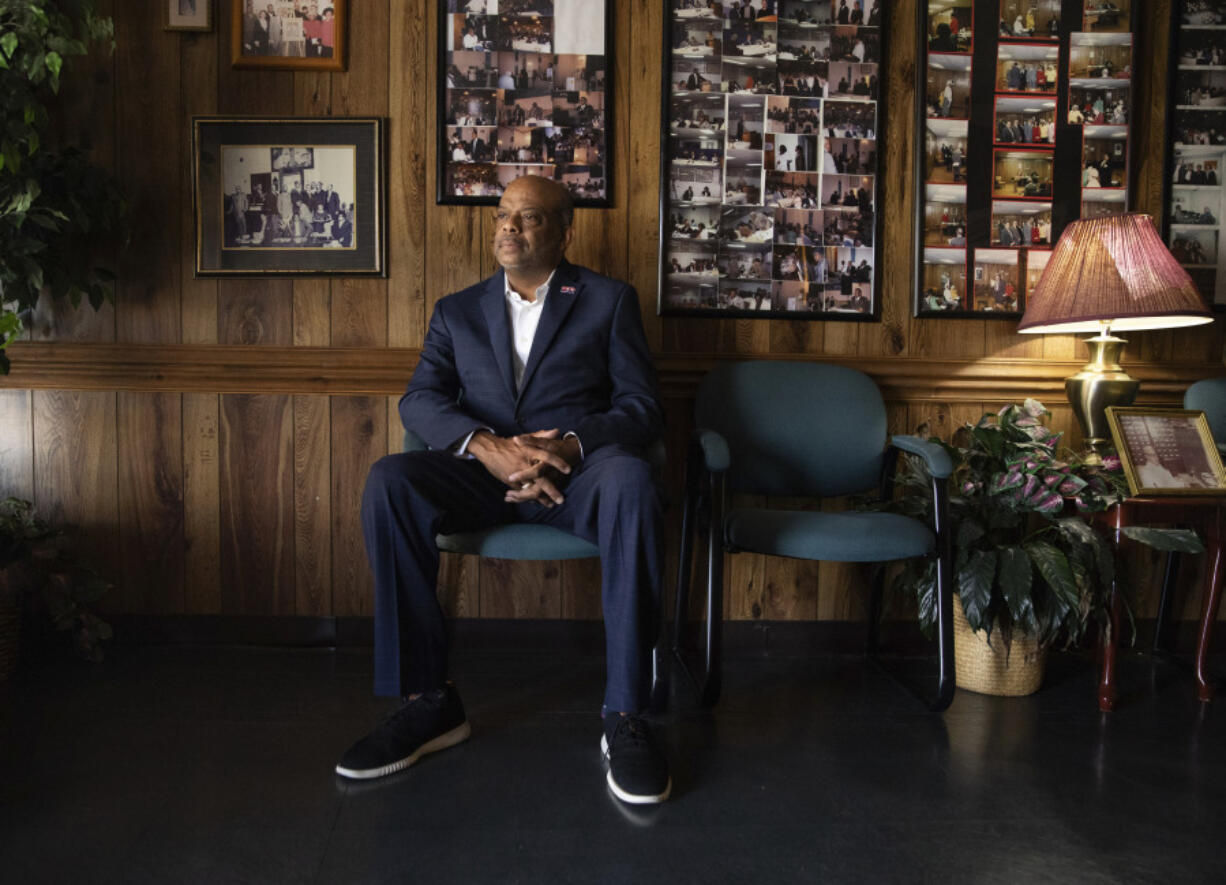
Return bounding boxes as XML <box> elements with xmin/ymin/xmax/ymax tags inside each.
<box><xmin>1018</xmin><ymin>213</ymin><xmax>1213</xmax><ymax>460</ymax></box>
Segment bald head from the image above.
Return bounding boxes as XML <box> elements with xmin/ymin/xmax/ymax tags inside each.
<box><xmin>493</xmin><ymin>176</ymin><xmax>575</xmax><ymax>295</ymax></box>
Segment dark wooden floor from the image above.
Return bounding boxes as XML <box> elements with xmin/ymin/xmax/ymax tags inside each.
<box><xmin>2</xmin><ymin>640</ymin><xmax>1224</xmax><ymax>884</ymax></box>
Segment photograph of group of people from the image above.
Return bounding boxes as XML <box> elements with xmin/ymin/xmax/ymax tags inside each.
<box><xmin>662</xmin><ymin>0</ymin><xmax>882</xmax><ymax>317</ymax></box>
<box><xmin>917</xmin><ymin>0</ymin><xmax>1135</xmax><ymax>317</ymax></box>
<box><xmin>1168</xmin><ymin>9</ymin><xmax>1226</xmax><ymax>307</ymax></box>
<box><xmin>221</xmin><ymin>146</ymin><xmax>355</xmax><ymax>249</ymax></box>
<box><xmin>238</xmin><ymin>1</ymin><xmax>337</xmax><ymax>60</ymax></box>
<box><xmin>441</xmin><ymin>3</ymin><xmax>608</xmax><ymax>203</ymax></box>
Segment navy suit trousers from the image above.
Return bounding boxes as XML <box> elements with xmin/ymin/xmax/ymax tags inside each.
<box><xmin>361</xmin><ymin>445</ymin><xmax>663</xmax><ymax>714</ymax></box>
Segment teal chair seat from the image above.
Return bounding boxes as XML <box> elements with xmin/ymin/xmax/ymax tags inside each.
<box><xmin>725</xmin><ymin>508</ymin><xmax>936</xmax><ymax>563</ymax></box>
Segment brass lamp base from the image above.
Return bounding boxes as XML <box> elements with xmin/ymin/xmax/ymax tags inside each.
<box><xmin>1065</xmin><ymin>333</ymin><xmax>1139</xmax><ymax>463</ymax></box>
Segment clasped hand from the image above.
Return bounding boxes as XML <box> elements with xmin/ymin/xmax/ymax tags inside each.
<box><xmin>468</xmin><ymin>429</ymin><xmax>580</xmax><ymax>508</ymax></box>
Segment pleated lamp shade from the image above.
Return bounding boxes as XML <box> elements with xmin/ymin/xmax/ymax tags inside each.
<box><xmin>1018</xmin><ymin>213</ymin><xmax>1213</xmax><ymax>333</ymax></box>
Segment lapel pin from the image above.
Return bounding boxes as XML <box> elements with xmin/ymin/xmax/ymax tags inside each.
<box><xmin>561</xmin><ymin>285</ymin><xmax>576</xmax><ymax>295</ymax></box>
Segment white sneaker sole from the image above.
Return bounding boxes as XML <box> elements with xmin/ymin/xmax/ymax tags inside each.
<box><xmin>335</xmin><ymin>721</ymin><xmax>471</xmax><ymax>780</ymax></box>
<box><xmin>600</xmin><ymin>734</ymin><xmax>672</xmax><ymax>804</ymax></box>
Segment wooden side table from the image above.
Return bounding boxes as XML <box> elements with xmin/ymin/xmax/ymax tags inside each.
<box><xmin>1098</xmin><ymin>497</ymin><xmax>1225</xmax><ymax>712</ymax></box>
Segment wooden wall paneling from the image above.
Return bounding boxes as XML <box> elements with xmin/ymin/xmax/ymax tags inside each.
<box><xmin>330</xmin><ymin>396</ymin><xmax>387</xmax><ymax>616</ymax></box>
<box><xmin>438</xmin><ymin>552</ymin><xmax>479</xmax><ymax>618</ymax></box>
<box><xmin>0</xmin><ymin>391</ymin><xmax>34</xmax><ymax>501</ymax></box>
<box><xmin>218</xmin><ymin>394</ymin><xmax>295</xmax><ymax>613</ymax></box>
<box><xmin>180</xmin><ymin>25</ymin><xmax>220</xmax><ymax>345</ymax></box>
<box><xmin>291</xmin><ymin>65</ymin><xmax>334</xmax><ymax>348</ymax></box>
<box><xmin>329</xmin><ymin>1</ymin><xmax>388</xmax><ymax>349</ymax></box>
<box><xmin>182</xmin><ymin>393</ymin><xmax>221</xmax><ymax>614</ymax></box>
<box><xmin>32</xmin><ymin>391</ymin><xmax>119</xmax><ymax>597</ymax></box>
<box><xmin>293</xmin><ymin>394</ymin><xmax>332</xmax><ymax>616</ymax></box>
<box><xmin>114</xmin><ymin>1</ymin><xmax>182</xmax><ymax>345</ymax></box>
<box><xmin>1043</xmin><ymin>333</ymin><xmax>1080</xmax><ymax>362</ymax></box>
<box><xmin>728</xmin><ymin>494</ymin><xmax>766</xmax><ymax>620</ymax></box>
<box><xmin>480</xmin><ymin>558</ymin><xmax>562</xmax><ymax>619</ymax></box>
<box><xmin>388</xmin><ymin>0</ymin><xmax>429</xmax><ymax>350</ymax></box>
<box><xmin>219</xmin><ymin>280</ymin><xmax>294</xmax><ymax>345</ymax></box>
<box><xmin>860</xmin><ymin>0</ymin><xmax>917</xmax><ymax>361</ymax></box>
<box><xmin>561</xmin><ymin>558</ymin><xmax>603</xmax><ymax>620</ymax></box>
<box><xmin>768</xmin><ymin>319</ymin><xmax>812</xmax><ymax>355</ymax></box>
<box><xmin>117</xmin><ymin>392</ymin><xmax>184</xmax><ymax>613</ymax></box>
<box><xmin>627</xmin><ymin>0</ymin><xmax>663</xmax><ymax>350</ymax></box>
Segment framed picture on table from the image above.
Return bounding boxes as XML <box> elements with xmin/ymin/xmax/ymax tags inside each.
<box><xmin>657</xmin><ymin>0</ymin><xmax>888</xmax><ymax>320</ymax></box>
<box><xmin>166</xmin><ymin>0</ymin><xmax>212</xmax><ymax>31</ymax></box>
<box><xmin>192</xmin><ymin>116</ymin><xmax>385</xmax><ymax>276</ymax></box>
<box><xmin>230</xmin><ymin>0</ymin><xmax>347</xmax><ymax>71</ymax></box>
<box><xmin>914</xmin><ymin>0</ymin><xmax>1135</xmax><ymax>319</ymax></box>
<box><xmin>437</xmin><ymin>0</ymin><xmax>613</xmax><ymax>206</ymax></box>
<box><xmin>1106</xmin><ymin>407</ymin><xmax>1226</xmax><ymax>497</ymax></box>
<box><xmin>1161</xmin><ymin>0</ymin><xmax>1226</xmax><ymax>310</ymax></box>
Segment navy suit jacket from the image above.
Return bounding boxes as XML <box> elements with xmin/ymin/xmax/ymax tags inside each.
<box><xmin>401</xmin><ymin>260</ymin><xmax>662</xmax><ymax>456</ymax></box>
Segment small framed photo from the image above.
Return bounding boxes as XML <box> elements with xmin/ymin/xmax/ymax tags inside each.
<box><xmin>1106</xmin><ymin>407</ymin><xmax>1226</xmax><ymax>497</ymax></box>
<box><xmin>231</xmin><ymin>0</ymin><xmax>346</xmax><ymax>71</ymax></box>
<box><xmin>192</xmin><ymin>116</ymin><xmax>385</xmax><ymax>277</ymax></box>
<box><xmin>167</xmin><ymin>0</ymin><xmax>212</xmax><ymax>31</ymax></box>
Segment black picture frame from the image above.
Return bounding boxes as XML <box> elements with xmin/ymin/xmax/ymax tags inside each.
<box><xmin>914</xmin><ymin>0</ymin><xmax>1135</xmax><ymax>319</ymax></box>
<box><xmin>436</xmin><ymin>0</ymin><xmax>612</xmax><ymax>206</ymax></box>
<box><xmin>1161</xmin><ymin>0</ymin><xmax>1226</xmax><ymax>311</ymax></box>
<box><xmin>657</xmin><ymin>0</ymin><xmax>887</xmax><ymax>320</ymax></box>
<box><xmin>192</xmin><ymin>117</ymin><xmax>386</xmax><ymax>277</ymax></box>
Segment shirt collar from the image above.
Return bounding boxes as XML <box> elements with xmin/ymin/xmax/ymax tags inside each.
<box><xmin>504</xmin><ymin>270</ymin><xmax>555</xmax><ymax>306</ymax></box>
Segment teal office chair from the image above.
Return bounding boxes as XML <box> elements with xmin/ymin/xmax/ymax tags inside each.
<box><xmin>1154</xmin><ymin>377</ymin><xmax>1226</xmax><ymax>652</ymax></box>
<box><xmin>672</xmin><ymin>361</ymin><xmax>957</xmax><ymax>711</ymax></box>
<box><xmin>404</xmin><ymin>430</ymin><xmax>669</xmax><ymax>711</ymax></box>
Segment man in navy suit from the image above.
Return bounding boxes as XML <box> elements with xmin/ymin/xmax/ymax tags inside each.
<box><xmin>336</xmin><ymin>176</ymin><xmax>670</xmax><ymax>804</ymax></box>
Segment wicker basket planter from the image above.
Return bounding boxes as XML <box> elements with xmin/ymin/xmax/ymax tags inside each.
<box><xmin>952</xmin><ymin>595</ymin><xmax>1046</xmax><ymax>697</ymax></box>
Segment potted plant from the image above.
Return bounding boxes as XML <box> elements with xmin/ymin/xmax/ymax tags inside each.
<box><xmin>0</xmin><ymin>1</ymin><xmax>124</xmax><ymax>373</ymax></box>
<box><xmin>0</xmin><ymin>497</ymin><xmax>112</xmax><ymax>678</ymax></box>
<box><xmin>886</xmin><ymin>400</ymin><xmax>1200</xmax><ymax>696</ymax></box>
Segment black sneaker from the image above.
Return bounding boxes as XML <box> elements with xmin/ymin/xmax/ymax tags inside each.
<box><xmin>601</xmin><ymin>714</ymin><xmax>671</xmax><ymax>804</ymax></box>
<box><xmin>336</xmin><ymin>684</ymin><xmax>471</xmax><ymax>779</ymax></box>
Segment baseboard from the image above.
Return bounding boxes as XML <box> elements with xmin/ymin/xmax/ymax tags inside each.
<box><xmin>98</xmin><ymin>614</ymin><xmax>1215</xmax><ymax>658</ymax></box>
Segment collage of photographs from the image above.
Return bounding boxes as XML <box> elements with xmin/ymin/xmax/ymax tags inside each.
<box><xmin>660</xmin><ymin>0</ymin><xmax>885</xmax><ymax>318</ymax></box>
<box><xmin>439</xmin><ymin>0</ymin><xmax>609</xmax><ymax>204</ymax></box>
<box><xmin>1167</xmin><ymin>0</ymin><xmax>1226</xmax><ymax>308</ymax></box>
<box><xmin>919</xmin><ymin>0</ymin><xmax>1133</xmax><ymax>317</ymax></box>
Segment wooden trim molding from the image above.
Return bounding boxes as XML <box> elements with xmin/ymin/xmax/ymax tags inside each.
<box><xmin>1</xmin><ymin>341</ymin><xmax>1218</xmax><ymax>402</ymax></box>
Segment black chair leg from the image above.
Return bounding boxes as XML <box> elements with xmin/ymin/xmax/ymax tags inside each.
<box><xmin>866</xmin><ymin>566</ymin><xmax>885</xmax><ymax>656</ymax></box>
<box><xmin>672</xmin><ymin>473</ymin><xmax>725</xmax><ymax>708</ymax></box>
<box><xmin>698</xmin><ymin>509</ymin><xmax>724</xmax><ymax>708</ymax></box>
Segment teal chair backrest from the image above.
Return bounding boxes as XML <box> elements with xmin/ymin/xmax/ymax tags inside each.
<box><xmin>694</xmin><ymin>361</ymin><xmax>888</xmax><ymax>498</ymax></box>
<box><xmin>1185</xmin><ymin>377</ymin><xmax>1226</xmax><ymax>448</ymax></box>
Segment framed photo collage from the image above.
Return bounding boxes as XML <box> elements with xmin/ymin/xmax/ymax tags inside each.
<box><xmin>1164</xmin><ymin>0</ymin><xmax>1226</xmax><ymax>310</ymax></box>
<box><xmin>917</xmin><ymin>0</ymin><xmax>1134</xmax><ymax>317</ymax></box>
<box><xmin>659</xmin><ymin>0</ymin><xmax>887</xmax><ymax>320</ymax></box>
<box><xmin>437</xmin><ymin>0</ymin><xmax>611</xmax><ymax>206</ymax></box>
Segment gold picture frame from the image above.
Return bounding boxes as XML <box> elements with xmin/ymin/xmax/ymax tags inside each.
<box><xmin>1105</xmin><ymin>406</ymin><xmax>1226</xmax><ymax>497</ymax></box>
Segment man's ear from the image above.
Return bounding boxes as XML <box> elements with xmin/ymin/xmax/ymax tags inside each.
<box><xmin>560</xmin><ymin>223</ymin><xmax>575</xmax><ymax>253</ymax></box>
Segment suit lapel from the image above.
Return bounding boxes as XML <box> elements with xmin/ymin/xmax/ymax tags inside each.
<box><xmin>517</xmin><ymin>261</ymin><xmax>581</xmax><ymax>403</ymax></box>
<box><xmin>480</xmin><ymin>270</ymin><xmax>517</xmax><ymax>400</ymax></box>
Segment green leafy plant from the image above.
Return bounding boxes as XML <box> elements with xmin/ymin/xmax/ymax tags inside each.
<box><xmin>888</xmin><ymin>400</ymin><xmax>1202</xmax><ymax>651</ymax></box>
<box><xmin>0</xmin><ymin>496</ymin><xmax>112</xmax><ymax>662</ymax></box>
<box><xmin>0</xmin><ymin>1</ymin><xmax>124</xmax><ymax>372</ymax></box>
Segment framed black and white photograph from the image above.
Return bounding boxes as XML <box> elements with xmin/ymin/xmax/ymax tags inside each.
<box><xmin>1162</xmin><ymin>0</ymin><xmax>1226</xmax><ymax>309</ymax></box>
<box><xmin>914</xmin><ymin>0</ymin><xmax>1135</xmax><ymax>318</ymax></box>
<box><xmin>1106</xmin><ymin>407</ymin><xmax>1226</xmax><ymax>497</ymax></box>
<box><xmin>166</xmin><ymin>0</ymin><xmax>211</xmax><ymax>31</ymax></box>
<box><xmin>658</xmin><ymin>0</ymin><xmax>887</xmax><ymax>320</ymax></box>
<box><xmin>230</xmin><ymin>0</ymin><xmax>346</xmax><ymax>71</ymax></box>
<box><xmin>437</xmin><ymin>0</ymin><xmax>612</xmax><ymax>206</ymax></box>
<box><xmin>192</xmin><ymin>117</ymin><xmax>385</xmax><ymax>276</ymax></box>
